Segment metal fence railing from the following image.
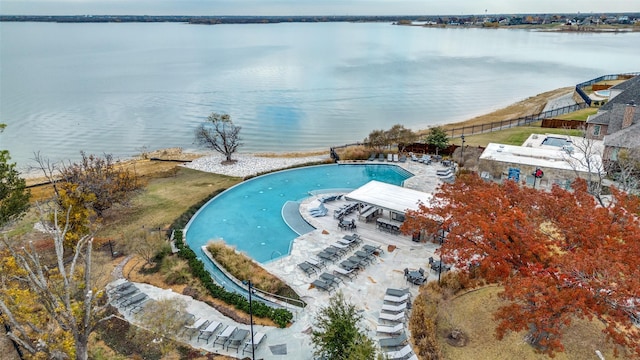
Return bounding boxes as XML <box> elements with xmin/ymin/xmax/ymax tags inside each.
<box><xmin>446</xmin><ymin>102</ymin><xmax>587</xmax><ymax>138</ymax></box>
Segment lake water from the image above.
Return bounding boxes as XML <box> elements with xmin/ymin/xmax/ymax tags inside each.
<box><xmin>1</xmin><ymin>22</ymin><xmax>639</xmax><ymax>168</ymax></box>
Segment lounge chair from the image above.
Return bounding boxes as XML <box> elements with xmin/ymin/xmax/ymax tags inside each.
<box><xmin>242</xmin><ymin>332</ymin><xmax>267</xmax><ymax>355</ymax></box>
<box><xmin>324</xmin><ymin>247</ymin><xmax>344</xmax><ymax>258</ymax></box>
<box><xmin>368</xmin><ymin>153</ymin><xmax>377</xmax><ymax>161</ymax></box>
<box><xmin>320</xmin><ymin>272</ymin><xmax>344</xmax><ymax>286</ymax></box>
<box><xmin>120</xmin><ymin>292</ymin><xmax>148</xmax><ymax>309</ymax></box>
<box><xmin>379</xmin><ymin>333</ymin><xmax>408</xmax><ymax>349</ymax></box>
<box><xmin>111</xmin><ymin>286</ymin><xmax>139</xmax><ymax>303</ymax></box>
<box><xmin>393</xmin><ymin>154</ymin><xmax>399</xmax><ymax>162</ymax></box>
<box><xmin>437</xmin><ymin>168</ymin><xmax>453</xmax><ymax>177</ymax></box>
<box><xmin>420</xmin><ymin>154</ymin><xmax>431</xmax><ymax>164</ymax></box>
<box><xmin>311</xmin><ymin>208</ymin><xmax>328</xmax><ymax>217</ymax></box>
<box><xmin>387</xmin><ymin>153</ymin><xmax>393</xmax><ymax>162</ymax></box>
<box><xmin>376</xmin><ymin>323</ymin><xmax>404</xmax><ymax>335</ymax></box>
<box><xmin>109</xmin><ymin>281</ymin><xmax>134</xmax><ymax>295</ymax></box>
<box><xmin>399</xmin><ymin>154</ymin><xmax>407</xmax><ymax>163</ymax></box>
<box><xmin>355</xmin><ymin>250</ymin><xmax>375</xmax><ymax>264</ymax></box>
<box><xmin>213</xmin><ymin>325</ymin><xmax>237</xmax><ymax>348</ymax></box>
<box><xmin>225</xmin><ymin>328</ymin><xmax>249</xmax><ymax>351</ymax></box>
<box><xmin>410</xmin><ymin>153</ymin><xmax>419</xmax><ymax>161</ymax></box>
<box><xmin>362</xmin><ymin>244</ymin><xmax>383</xmax><ymax>255</ymax></box>
<box><xmin>333</xmin><ymin>267</ymin><xmax>357</xmax><ymax>280</ymax></box>
<box><xmin>184</xmin><ymin>318</ymin><xmax>210</xmax><ymax>339</ymax></box>
<box><xmin>379</xmin><ymin>311</ymin><xmax>406</xmax><ymax>323</ymax></box>
<box><xmin>312</xmin><ymin>279</ymin><xmax>335</xmax><ymax>293</ymax></box>
<box><xmin>298</xmin><ymin>262</ymin><xmax>317</xmax><ymax>277</ymax></box>
<box><xmin>385</xmin><ymin>344</ymin><xmax>414</xmax><ymax>360</ymax></box>
<box><xmin>306</xmin><ymin>258</ymin><xmax>326</xmax><ymax>270</ymax></box>
<box><xmin>378</xmin><ymin>153</ymin><xmax>385</xmax><ymax>161</ymax></box>
<box><xmin>384</xmin><ymin>293</ymin><xmax>410</xmax><ymax>303</ymax></box>
<box><xmin>386</xmin><ymin>288</ymin><xmax>410</xmax><ymax>297</ymax></box>
<box><xmin>381</xmin><ymin>303</ymin><xmax>407</xmax><ymax>313</ymax></box>
<box><xmin>347</xmin><ymin>256</ymin><xmax>368</xmax><ymax>268</ymax></box>
<box><xmin>317</xmin><ymin>251</ymin><xmax>338</xmax><ymax>263</ymax></box>
<box><xmin>197</xmin><ymin>321</ymin><xmax>221</xmax><ymax>343</ymax></box>
<box><xmin>339</xmin><ymin>260</ymin><xmax>361</xmax><ymax>272</ymax></box>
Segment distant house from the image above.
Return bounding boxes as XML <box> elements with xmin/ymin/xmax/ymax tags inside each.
<box><xmin>586</xmin><ymin>75</ymin><xmax>640</xmax><ymax>165</ymax></box>
<box><xmin>477</xmin><ymin>134</ymin><xmax>604</xmax><ymax>190</ymax></box>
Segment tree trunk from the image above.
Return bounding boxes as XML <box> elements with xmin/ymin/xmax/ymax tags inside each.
<box><xmin>75</xmin><ymin>338</ymin><xmax>88</xmax><ymax>360</ymax></box>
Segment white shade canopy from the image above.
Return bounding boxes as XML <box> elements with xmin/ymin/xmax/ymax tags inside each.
<box><xmin>345</xmin><ymin>180</ymin><xmax>431</xmax><ymax>215</ymax></box>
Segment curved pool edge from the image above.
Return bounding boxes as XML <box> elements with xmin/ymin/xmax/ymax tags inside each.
<box><xmin>183</xmin><ymin>162</ymin><xmax>415</xmax><ymax>294</ymax></box>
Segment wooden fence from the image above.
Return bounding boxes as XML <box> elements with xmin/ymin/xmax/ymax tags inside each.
<box><xmin>540</xmin><ymin>119</ymin><xmax>586</xmax><ymax>129</ymax></box>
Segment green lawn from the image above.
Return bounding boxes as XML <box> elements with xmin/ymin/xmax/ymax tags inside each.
<box><xmin>460</xmin><ymin>125</ymin><xmax>583</xmax><ymax>147</ymax></box>
<box><xmin>554</xmin><ymin>107</ymin><xmax>598</xmax><ymax>121</ymax></box>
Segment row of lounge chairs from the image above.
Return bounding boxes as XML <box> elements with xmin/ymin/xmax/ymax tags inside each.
<box><xmin>333</xmin><ymin>202</ymin><xmax>360</xmax><ymax>220</ymax></box>
<box><xmin>298</xmin><ymin>234</ymin><xmax>364</xmax><ymax>277</ymax></box>
<box><xmin>108</xmin><ymin>281</ymin><xmax>150</xmax><ymax>315</ymax></box>
<box><xmin>377</xmin><ymin>288</ymin><xmax>417</xmax><ymax>360</ymax></box>
<box><xmin>309</xmin><ymin>203</ymin><xmax>328</xmax><ymax>217</ymax></box>
<box><xmin>186</xmin><ymin>319</ymin><xmax>266</xmax><ymax>354</ymax></box>
<box><xmin>367</xmin><ymin>153</ymin><xmax>407</xmax><ymax>163</ymax></box>
<box><xmin>319</xmin><ymin>194</ymin><xmax>342</xmax><ymax>203</ymax></box>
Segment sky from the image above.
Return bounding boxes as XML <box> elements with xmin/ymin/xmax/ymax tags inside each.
<box><xmin>0</xmin><ymin>0</ymin><xmax>638</xmax><ymax>16</ymax></box>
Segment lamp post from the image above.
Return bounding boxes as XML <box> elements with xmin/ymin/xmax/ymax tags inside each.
<box><xmin>460</xmin><ymin>134</ymin><xmax>466</xmax><ymax>166</ymax></box>
<box><xmin>242</xmin><ymin>280</ymin><xmax>255</xmax><ymax>360</ymax></box>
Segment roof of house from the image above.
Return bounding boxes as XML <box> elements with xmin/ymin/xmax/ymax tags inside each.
<box><xmin>344</xmin><ymin>180</ymin><xmax>431</xmax><ymax>215</ymax></box>
<box><xmin>479</xmin><ymin>142</ymin><xmax>603</xmax><ymax>175</ymax></box>
<box><xmin>586</xmin><ymin>103</ymin><xmax>640</xmax><ymax>132</ymax></box>
<box><xmin>604</xmin><ymin>122</ymin><xmax>640</xmax><ymax>149</ymax></box>
<box><xmin>601</xmin><ymin>75</ymin><xmax>640</xmax><ymax>111</ymax></box>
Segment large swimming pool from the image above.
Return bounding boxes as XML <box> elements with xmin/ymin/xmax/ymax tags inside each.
<box><xmin>185</xmin><ymin>164</ymin><xmax>412</xmax><ymax>263</ymax></box>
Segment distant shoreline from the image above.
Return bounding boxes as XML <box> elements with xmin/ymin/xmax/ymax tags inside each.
<box><xmin>1</xmin><ymin>14</ymin><xmax>638</xmax><ymax>32</ymax></box>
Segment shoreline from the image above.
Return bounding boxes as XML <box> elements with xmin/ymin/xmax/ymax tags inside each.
<box><xmin>23</xmin><ymin>84</ymin><xmax>577</xmax><ymax>186</ymax></box>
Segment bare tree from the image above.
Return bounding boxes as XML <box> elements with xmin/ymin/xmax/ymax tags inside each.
<box><xmin>135</xmin><ymin>297</ymin><xmax>190</xmax><ymax>354</ymax></box>
<box><xmin>195</xmin><ymin>113</ymin><xmax>242</xmax><ymax>163</ymax></box>
<box><xmin>125</xmin><ymin>229</ymin><xmax>165</xmax><ymax>266</ymax></box>
<box><xmin>611</xmin><ymin>147</ymin><xmax>640</xmax><ymax>193</ymax></box>
<box><xmin>0</xmin><ymin>205</ymin><xmax>111</xmax><ymax>360</ymax></box>
<box><xmin>562</xmin><ymin>135</ymin><xmax>606</xmax><ymax>206</ymax></box>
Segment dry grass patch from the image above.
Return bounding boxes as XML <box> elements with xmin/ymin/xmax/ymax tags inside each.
<box><xmin>96</xmin><ymin>167</ymin><xmax>240</xmax><ymax>240</ymax></box>
<box><xmin>206</xmin><ymin>241</ymin><xmax>301</xmax><ymax>301</ymax></box>
<box><xmin>335</xmin><ymin>145</ymin><xmax>373</xmax><ymax>161</ymax></box>
<box><xmin>437</xmin><ymin>286</ymin><xmax>628</xmax><ymax>360</ymax></box>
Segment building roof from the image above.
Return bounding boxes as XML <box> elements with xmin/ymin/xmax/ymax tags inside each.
<box><xmin>601</xmin><ymin>75</ymin><xmax>640</xmax><ymax>111</ymax></box>
<box><xmin>479</xmin><ymin>141</ymin><xmax>603</xmax><ymax>174</ymax></box>
<box><xmin>344</xmin><ymin>180</ymin><xmax>431</xmax><ymax>215</ymax></box>
<box><xmin>587</xmin><ymin>102</ymin><xmax>640</xmax><ymax>132</ymax></box>
<box><xmin>604</xmin><ymin>122</ymin><xmax>640</xmax><ymax>149</ymax></box>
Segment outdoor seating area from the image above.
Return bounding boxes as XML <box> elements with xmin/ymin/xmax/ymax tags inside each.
<box><xmin>367</xmin><ymin>152</ymin><xmax>406</xmax><ymax>163</ymax></box>
<box><xmin>333</xmin><ymin>202</ymin><xmax>361</xmax><ymax>220</ymax></box>
<box><xmin>429</xmin><ymin>257</ymin><xmax>451</xmax><ymax>273</ymax></box>
<box><xmin>305</xmin><ymin>237</ymin><xmax>384</xmax><ymax>293</ymax></box>
<box><xmin>376</xmin><ymin>217</ymin><xmax>402</xmax><ymax>234</ymax></box>
<box><xmin>376</xmin><ymin>288</ymin><xmax>416</xmax><ymax>360</ymax></box>
<box><xmin>338</xmin><ymin>218</ymin><xmax>357</xmax><ymax>231</ymax></box>
<box><xmin>404</xmin><ymin>267</ymin><xmax>427</xmax><ymax>285</ymax></box>
<box><xmin>108</xmin><ymin>281</ymin><xmax>150</xmax><ymax>315</ymax></box>
<box><xmin>359</xmin><ymin>204</ymin><xmax>382</xmax><ymax>223</ymax></box>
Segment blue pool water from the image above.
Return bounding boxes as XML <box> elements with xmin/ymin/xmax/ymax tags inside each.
<box><xmin>185</xmin><ymin>164</ymin><xmax>412</xmax><ymax>263</ymax></box>
<box><xmin>541</xmin><ymin>136</ymin><xmax>573</xmax><ymax>147</ymax></box>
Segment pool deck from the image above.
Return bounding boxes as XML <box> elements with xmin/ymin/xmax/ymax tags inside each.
<box><xmin>109</xmin><ymin>158</ymin><xmax>451</xmax><ymax>359</ymax></box>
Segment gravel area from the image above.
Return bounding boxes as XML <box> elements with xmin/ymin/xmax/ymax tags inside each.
<box><xmin>183</xmin><ymin>153</ymin><xmax>331</xmax><ymax>177</ymax></box>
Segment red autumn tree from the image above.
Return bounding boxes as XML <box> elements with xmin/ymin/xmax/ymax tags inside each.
<box><xmin>402</xmin><ymin>174</ymin><xmax>640</xmax><ymax>357</ymax></box>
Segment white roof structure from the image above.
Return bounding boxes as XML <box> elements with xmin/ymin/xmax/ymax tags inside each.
<box><xmin>479</xmin><ymin>141</ymin><xmax>604</xmax><ymax>175</ymax></box>
<box><xmin>344</xmin><ymin>180</ymin><xmax>431</xmax><ymax>215</ymax></box>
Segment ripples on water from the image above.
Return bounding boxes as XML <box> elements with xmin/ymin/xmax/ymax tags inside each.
<box><xmin>1</xmin><ymin>22</ymin><xmax>639</xmax><ymax>168</ymax></box>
